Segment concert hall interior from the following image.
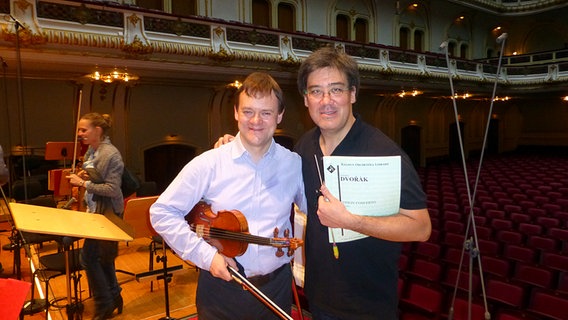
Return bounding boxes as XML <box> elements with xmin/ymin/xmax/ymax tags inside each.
<box><xmin>1</xmin><ymin>0</ymin><xmax>568</xmax><ymax>319</ymax></box>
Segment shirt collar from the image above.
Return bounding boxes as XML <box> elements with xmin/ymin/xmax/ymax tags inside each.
<box><xmin>231</xmin><ymin>132</ymin><xmax>276</xmax><ymax>161</ymax></box>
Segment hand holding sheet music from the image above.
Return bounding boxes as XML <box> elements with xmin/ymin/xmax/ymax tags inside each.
<box><xmin>322</xmin><ymin>156</ymin><xmax>401</xmax><ymax>243</ymax></box>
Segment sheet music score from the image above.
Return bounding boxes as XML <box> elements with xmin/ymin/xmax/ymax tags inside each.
<box><xmin>322</xmin><ymin>156</ymin><xmax>401</xmax><ymax>243</ymax></box>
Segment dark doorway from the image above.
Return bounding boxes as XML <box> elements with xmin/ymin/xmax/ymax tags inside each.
<box><xmin>144</xmin><ymin>144</ymin><xmax>197</xmax><ymax>193</ymax></box>
<box><xmin>449</xmin><ymin>122</ymin><xmax>465</xmax><ymax>162</ymax></box>
<box><xmin>487</xmin><ymin>119</ymin><xmax>499</xmax><ymax>155</ymax></box>
<box><xmin>401</xmin><ymin>125</ymin><xmax>421</xmax><ymax>168</ymax></box>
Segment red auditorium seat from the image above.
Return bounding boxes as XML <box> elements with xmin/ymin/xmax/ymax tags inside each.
<box><xmin>526</xmin><ymin>235</ymin><xmax>559</xmax><ymax>253</ymax></box>
<box><xmin>512</xmin><ymin>193</ymin><xmax>528</xmax><ymax>202</ymax></box>
<box><xmin>414</xmin><ymin>242</ymin><xmax>442</xmax><ymax>260</ymax></box>
<box><xmin>481</xmin><ymin>256</ymin><xmax>511</xmax><ymax>279</ymax></box>
<box><xmin>442</xmin><ymin>247</ymin><xmax>465</xmax><ymax>266</ymax></box>
<box><xmin>443</xmin><ymin>210</ymin><xmax>462</xmax><ymax>222</ymax></box>
<box><xmin>512</xmin><ymin>264</ymin><xmax>554</xmax><ymax>289</ymax></box>
<box><xmin>532</xmin><ymin>195</ymin><xmax>549</xmax><ymax>206</ymax></box>
<box><xmin>526</xmin><ymin>289</ymin><xmax>568</xmax><ymax>320</ymax></box>
<box><xmin>477</xmin><ymin>239</ymin><xmax>501</xmax><ymax>256</ymax></box>
<box><xmin>444</xmin><ymin>220</ymin><xmax>465</xmax><ymax>234</ymax></box>
<box><xmin>542</xmin><ymin>203</ymin><xmax>562</xmax><ymax>214</ymax></box>
<box><xmin>443</xmin><ymin>232</ymin><xmax>466</xmax><ymax>248</ymax></box>
<box><xmin>474</xmin><ymin>225</ymin><xmax>492</xmax><ymax>240</ymax></box>
<box><xmin>540</xmin><ymin>252</ymin><xmax>568</xmax><ymax>273</ymax></box>
<box><xmin>445</xmin><ymin>296</ymin><xmax>487</xmax><ymax>320</ymax></box>
<box><xmin>473</xmin><ymin>215</ymin><xmax>487</xmax><ymax>226</ymax></box>
<box><xmin>557</xmin><ymin>272</ymin><xmax>568</xmax><ymax>295</ymax></box>
<box><xmin>485</xmin><ymin>209</ymin><xmax>506</xmax><ymax>220</ymax></box>
<box><xmin>503</xmin><ymin>244</ymin><xmax>537</xmax><ymax>265</ymax></box>
<box><xmin>495</xmin><ymin>230</ymin><xmax>523</xmax><ymax>245</ymax></box>
<box><xmin>503</xmin><ymin>204</ymin><xmax>522</xmax><ymax>214</ymax></box>
<box><xmin>441</xmin><ymin>267</ymin><xmax>481</xmax><ymax>295</ymax></box>
<box><xmin>526</xmin><ymin>207</ymin><xmax>546</xmax><ymax>219</ymax></box>
<box><xmin>399</xmin><ymin>282</ymin><xmax>444</xmax><ymax>318</ymax></box>
<box><xmin>406</xmin><ymin>258</ymin><xmax>443</xmax><ymax>282</ymax></box>
<box><xmin>555</xmin><ymin>198</ymin><xmax>568</xmax><ymax>209</ymax></box>
<box><xmin>486</xmin><ymin>279</ymin><xmax>526</xmax><ymax>309</ymax></box>
<box><xmin>443</xmin><ymin>202</ymin><xmax>460</xmax><ymax>212</ymax></box>
<box><xmin>491</xmin><ymin>218</ymin><xmax>513</xmax><ymax>231</ymax></box>
<box><xmin>497</xmin><ymin>198</ymin><xmax>514</xmax><ymax>209</ymax></box>
<box><xmin>399</xmin><ymin>254</ymin><xmax>409</xmax><ymax>271</ymax></box>
<box><xmin>481</xmin><ymin>201</ymin><xmax>499</xmax><ymax>211</ymax></box>
<box><xmin>536</xmin><ymin>216</ymin><xmax>560</xmax><ymax>229</ymax></box>
<box><xmin>517</xmin><ymin>223</ymin><xmax>542</xmax><ymax>236</ymax></box>
<box><xmin>510</xmin><ymin>212</ymin><xmax>531</xmax><ymax>225</ymax></box>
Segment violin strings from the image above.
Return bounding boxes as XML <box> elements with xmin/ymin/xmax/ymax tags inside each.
<box><xmin>190</xmin><ymin>225</ymin><xmax>289</xmax><ymax>246</ymax></box>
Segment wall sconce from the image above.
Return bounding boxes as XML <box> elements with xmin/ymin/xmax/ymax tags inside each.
<box><xmin>494</xmin><ymin>96</ymin><xmax>511</xmax><ymax>101</ymax></box>
<box><xmin>227</xmin><ymin>80</ymin><xmax>242</xmax><ymax>89</ymax></box>
<box><xmin>562</xmin><ymin>96</ymin><xmax>568</xmax><ymax>101</ymax></box>
<box><xmin>398</xmin><ymin>89</ymin><xmax>422</xmax><ymax>98</ymax></box>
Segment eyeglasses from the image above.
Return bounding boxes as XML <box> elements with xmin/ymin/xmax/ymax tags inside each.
<box><xmin>305</xmin><ymin>87</ymin><xmax>351</xmax><ymax>100</ymax></box>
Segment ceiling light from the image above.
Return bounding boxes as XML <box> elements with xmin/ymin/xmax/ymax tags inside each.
<box><xmin>85</xmin><ymin>68</ymin><xmax>139</xmax><ymax>83</ymax></box>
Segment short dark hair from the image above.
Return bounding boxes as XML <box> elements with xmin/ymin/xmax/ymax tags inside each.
<box><xmin>297</xmin><ymin>46</ymin><xmax>360</xmax><ymax>97</ymax></box>
<box><xmin>235</xmin><ymin>72</ymin><xmax>285</xmax><ymax>113</ymax></box>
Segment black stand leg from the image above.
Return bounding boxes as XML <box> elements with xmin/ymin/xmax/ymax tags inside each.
<box><xmin>157</xmin><ymin>239</ymin><xmax>176</xmax><ymax>320</ymax></box>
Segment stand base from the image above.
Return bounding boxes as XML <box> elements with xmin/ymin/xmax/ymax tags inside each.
<box><xmin>66</xmin><ymin>301</ymin><xmax>84</xmax><ymax>320</ymax></box>
<box><xmin>21</xmin><ymin>298</ymin><xmax>47</xmax><ymax>315</ymax></box>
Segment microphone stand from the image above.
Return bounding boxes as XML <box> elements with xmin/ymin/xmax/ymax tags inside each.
<box><xmin>441</xmin><ymin>34</ymin><xmax>508</xmax><ymax>320</ymax></box>
<box><xmin>11</xmin><ymin>15</ymin><xmax>29</xmax><ymax>202</ymax></box>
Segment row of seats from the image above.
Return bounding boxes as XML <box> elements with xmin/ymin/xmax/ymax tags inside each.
<box><xmin>400</xmin><ymin>154</ymin><xmax>568</xmax><ymax>319</ymax></box>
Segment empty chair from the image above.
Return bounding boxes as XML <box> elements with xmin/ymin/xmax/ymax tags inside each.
<box><xmin>441</xmin><ymin>267</ymin><xmax>481</xmax><ymax>295</ymax></box>
<box><xmin>498</xmin><ymin>198</ymin><xmax>514</xmax><ymax>209</ymax></box>
<box><xmin>540</xmin><ymin>252</ymin><xmax>568</xmax><ymax>272</ymax></box>
<box><xmin>495</xmin><ymin>230</ymin><xmax>523</xmax><ymax>245</ymax></box>
<box><xmin>491</xmin><ymin>218</ymin><xmax>513</xmax><ymax>231</ymax></box>
<box><xmin>503</xmin><ymin>204</ymin><xmax>522</xmax><ymax>214</ymax></box>
<box><xmin>485</xmin><ymin>209</ymin><xmax>506</xmax><ymax>220</ymax></box>
<box><xmin>548</xmin><ymin>228</ymin><xmax>568</xmax><ymax>252</ymax></box>
<box><xmin>406</xmin><ymin>258</ymin><xmax>443</xmax><ymax>282</ymax></box>
<box><xmin>475</xmin><ymin>225</ymin><xmax>492</xmax><ymax>240</ymax></box>
<box><xmin>481</xmin><ymin>201</ymin><xmax>499</xmax><ymax>211</ymax></box>
<box><xmin>503</xmin><ymin>244</ymin><xmax>537</xmax><ymax>265</ymax></box>
<box><xmin>512</xmin><ymin>264</ymin><xmax>554</xmax><ymax>289</ymax></box>
<box><xmin>481</xmin><ymin>256</ymin><xmax>511</xmax><ymax>280</ymax></box>
<box><xmin>526</xmin><ymin>235</ymin><xmax>558</xmax><ymax>253</ymax></box>
<box><xmin>414</xmin><ymin>242</ymin><xmax>442</xmax><ymax>261</ymax></box>
<box><xmin>442</xmin><ymin>247</ymin><xmax>465</xmax><ymax>266</ymax></box>
<box><xmin>532</xmin><ymin>195</ymin><xmax>549</xmax><ymax>206</ymax></box>
<box><xmin>542</xmin><ymin>203</ymin><xmax>562</xmax><ymax>214</ymax></box>
<box><xmin>557</xmin><ymin>272</ymin><xmax>568</xmax><ymax>295</ymax></box>
<box><xmin>444</xmin><ymin>220</ymin><xmax>465</xmax><ymax>234</ymax></box>
<box><xmin>512</xmin><ymin>193</ymin><xmax>528</xmax><ymax>202</ymax></box>
<box><xmin>527</xmin><ymin>207</ymin><xmax>547</xmax><ymax>219</ymax></box>
<box><xmin>443</xmin><ymin>232</ymin><xmax>466</xmax><ymax>248</ymax></box>
<box><xmin>536</xmin><ymin>216</ymin><xmax>560</xmax><ymax>229</ymax></box>
<box><xmin>526</xmin><ymin>289</ymin><xmax>568</xmax><ymax>320</ymax></box>
<box><xmin>399</xmin><ymin>282</ymin><xmax>444</xmax><ymax>318</ymax></box>
<box><xmin>477</xmin><ymin>238</ymin><xmax>500</xmax><ymax>256</ymax></box>
<box><xmin>446</xmin><ymin>296</ymin><xmax>487</xmax><ymax>320</ymax></box>
<box><xmin>517</xmin><ymin>223</ymin><xmax>542</xmax><ymax>236</ymax></box>
<box><xmin>443</xmin><ymin>202</ymin><xmax>460</xmax><ymax>212</ymax></box>
<box><xmin>510</xmin><ymin>212</ymin><xmax>531</xmax><ymax>225</ymax></box>
<box><xmin>486</xmin><ymin>279</ymin><xmax>526</xmax><ymax>309</ymax></box>
<box><xmin>443</xmin><ymin>210</ymin><xmax>462</xmax><ymax>222</ymax></box>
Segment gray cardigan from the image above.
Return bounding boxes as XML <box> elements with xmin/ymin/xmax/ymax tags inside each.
<box><xmin>84</xmin><ymin>138</ymin><xmax>124</xmax><ymax>215</ymax></box>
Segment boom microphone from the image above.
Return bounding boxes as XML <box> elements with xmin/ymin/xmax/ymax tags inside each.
<box><xmin>439</xmin><ymin>41</ymin><xmax>448</xmax><ymax>50</ymax></box>
<box><xmin>496</xmin><ymin>33</ymin><xmax>508</xmax><ymax>44</ymax></box>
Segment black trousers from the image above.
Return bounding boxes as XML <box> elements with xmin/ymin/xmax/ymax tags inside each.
<box><xmin>196</xmin><ymin>264</ymin><xmax>292</xmax><ymax>320</ymax></box>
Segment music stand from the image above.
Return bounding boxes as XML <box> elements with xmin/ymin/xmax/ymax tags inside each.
<box><xmin>45</xmin><ymin>142</ymin><xmax>78</xmax><ymax>167</ymax></box>
<box><xmin>9</xmin><ymin>202</ymin><xmax>134</xmax><ymax>320</ymax></box>
<box><xmin>122</xmin><ymin>196</ymin><xmax>183</xmax><ymax>320</ymax></box>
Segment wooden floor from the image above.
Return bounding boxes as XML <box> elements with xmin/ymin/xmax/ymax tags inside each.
<box><xmin>1</xmin><ymin>213</ymin><xmax>199</xmax><ymax>320</ymax></box>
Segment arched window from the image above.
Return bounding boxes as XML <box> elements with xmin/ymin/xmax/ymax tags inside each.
<box><xmin>336</xmin><ymin>14</ymin><xmax>349</xmax><ymax>40</ymax></box>
<box><xmin>354</xmin><ymin>18</ymin><xmax>368</xmax><ymax>43</ymax></box>
<box><xmin>252</xmin><ymin>0</ymin><xmax>270</xmax><ymax>28</ymax></box>
<box><xmin>137</xmin><ymin>0</ymin><xmax>162</xmax><ymax>10</ymax></box>
<box><xmin>136</xmin><ymin>0</ymin><xmax>197</xmax><ymax>15</ymax></box>
<box><xmin>460</xmin><ymin>43</ymin><xmax>468</xmax><ymax>59</ymax></box>
<box><xmin>172</xmin><ymin>0</ymin><xmax>197</xmax><ymax>16</ymax></box>
<box><xmin>414</xmin><ymin>29</ymin><xmax>424</xmax><ymax>52</ymax></box>
<box><xmin>278</xmin><ymin>2</ymin><xmax>295</xmax><ymax>32</ymax></box>
<box><xmin>400</xmin><ymin>27</ymin><xmax>410</xmax><ymax>50</ymax></box>
<box><xmin>448</xmin><ymin>42</ymin><xmax>457</xmax><ymax>57</ymax></box>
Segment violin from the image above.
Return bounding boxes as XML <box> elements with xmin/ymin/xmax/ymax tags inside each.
<box><xmin>184</xmin><ymin>201</ymin><xmax>303</xmax><ymax>258</ymax></box>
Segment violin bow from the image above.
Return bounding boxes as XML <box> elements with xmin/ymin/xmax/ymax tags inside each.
<box><xmin>227</xmin><ymin>265</ymin><xmax>293</xmax><ymax>320</ymax></box>
<box><xmin>71</xmin><ymin>89</ymin><xmax>83</xmax><ymax>174</ymax></box>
